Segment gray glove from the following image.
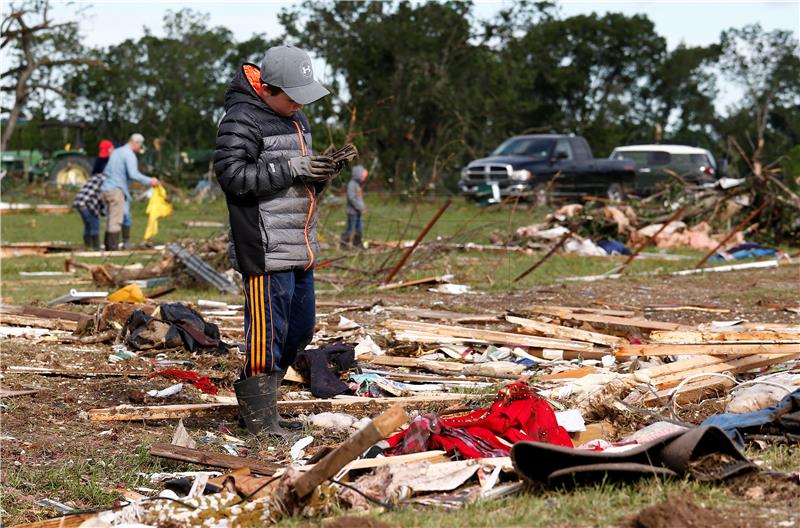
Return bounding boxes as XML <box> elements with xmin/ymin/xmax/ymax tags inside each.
<box><xmin>289</xmin><ymin>155</ymin><xmax>335</xmax><ymax>182</ymax></box>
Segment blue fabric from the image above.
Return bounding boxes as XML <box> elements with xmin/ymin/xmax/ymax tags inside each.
<box><xmin>701</xmin><ymin>389</ymin><xmax>800</xmax><ymax>448</ymax></box>
<box><xmin>597</xmin><ymin>238</ymin><xmax>631</xmax><ymax>256</ymax></box>
<box><xmin>77</xmin><ymin>207</ymin><xmax>100</xmax><ymax>236</ymax></box>
<box><xmin>344</xmin><ymin>213</ymin><xmax>363</xmax><ymax>240</ymax></box>
<box><xmin>100</xmin><ymin>144</ymin><xmax>150</xmax><ymax>205</ymax></box>
<box><xmin>123</xmin><ymin>210</ymin><xmax>131</xmax><ymax>227</ymax></box>
<box><xmin>709</xmin><ymin>247</ymin><xmax>777</xmax><ymax>262</ymax></box>
<box><xmin>242</xmin><ymin>269</ymin><xmax>315</xmax><ymax>377</ymax></box>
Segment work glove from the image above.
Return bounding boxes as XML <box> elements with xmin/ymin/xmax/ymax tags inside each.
<box><xmin>289</xmin><ymin>155</ymin><xmax>336</xmax><ymax>182</ymax></box>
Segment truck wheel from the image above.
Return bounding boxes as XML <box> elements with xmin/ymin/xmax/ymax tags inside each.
<box><xmin>532</xmin><ymin>183</ymin><xmax>550</xmax><ymax>207</ymax></box>
<box><xmin>49</xmin><ymin>154</ymin><xmax>91</xmax><ymax>187</ymax></box>
<box><xmin>606</xmin><ymin>183</ymin><xmax>626</xmax><ymax>203</ymax></box>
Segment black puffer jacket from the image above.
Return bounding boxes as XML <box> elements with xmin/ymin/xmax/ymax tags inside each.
<box><xmin>214</xmin><ymin>64</ymin><xmax>322</xmax><ymax>276</ymax></box>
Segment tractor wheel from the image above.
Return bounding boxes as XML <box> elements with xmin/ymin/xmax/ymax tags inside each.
<box><xmin>49</xmin><ymin>154</ymin><xmax>91</xmax><ymax>187</ymax></box>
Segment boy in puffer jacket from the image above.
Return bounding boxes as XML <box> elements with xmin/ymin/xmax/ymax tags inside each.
<box><xmin>214</xmin><ymin>45</ymin><xmax>341</xmax><ymax>437</ymax></box>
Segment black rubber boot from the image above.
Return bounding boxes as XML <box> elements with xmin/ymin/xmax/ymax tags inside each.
<box><xmin>234</xmin><ymin>373</ymin><xmax>295</xmax><ymax>438</ymax></box>
<box><xmin>83</xmin><ymin>234</ymin><xmax>92</xmax><ymax>249</ymax></box>
<box><xmin>91</xmin><ymin>235</ymin><xmax>101</xmax><ymax>250</ymax></box>
<box><xmin>105</xmin><ymin>231</ymin><xmax>120</xmax><ymax>251</ymax></box>
<box><xmin>121</xmin><ymin>225</ymin><xmax>131</xmax><ymax>250</ymax></box>
<box><xmin>275</xmin><ymin>371</ymin><xmax>303</xmax><ymax>430</ymax></box>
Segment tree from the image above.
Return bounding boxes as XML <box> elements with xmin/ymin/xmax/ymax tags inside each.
<box><xmin>1</xmin><ymin>0</ymin><xmax>101</xmax><ymax>150</ymax></box>
<box><xmin>719</xmin><ymin>24</ymin><xmax>800</xmax><ymax>180</ymax></box>
<box><xmin>72</xmin><ymin>9</ymin><xmax>273</xmax><ymax>173</ymax></box>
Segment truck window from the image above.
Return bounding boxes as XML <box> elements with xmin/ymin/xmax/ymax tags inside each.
<box><xmin>571</xmin><ymin>138</ymin><xmax>592</xmax><ymax>159</ymax></box>
<box><xmin>491</xmin><ymin>138</ymin><xmax>555</xmax><ymax>160</ymax></box>
<box><xmin>554</xmin><ymin>139</ymin><xmax>574</xmax><ymax>160</ymax></box>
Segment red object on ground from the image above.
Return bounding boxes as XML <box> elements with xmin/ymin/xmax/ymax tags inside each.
<box><xmin>386</xmin><ymin>382</ymin><xmax>572</xmax><ymax>459</ymax></box>
<box><xmin>148</xmin><ymin>369</ymin><xmax>218</xmax><ymax>395</ymax></box>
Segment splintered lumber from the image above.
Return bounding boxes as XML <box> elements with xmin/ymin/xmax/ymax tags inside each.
<box><xmin>88</xmin><ymin>395</ymin><xmax>472</xmax><ymax>422</ymax></box>
<box><xmin>652</xmin><ymin>352</ymin><xmax>800</xmax><ymax>389</ymax></box>
<box><xmin>383</xmin><ymin>306</ymin><xmax>500</xmax><ymax>323</ymax></box>
<box><xmin>358</xmin><ymin>353</ymin><xmax>526</xmax><ymax>378</ymax></box>
<box><xmin>0</xmin><ymin>304</ymin><xmax>91</xmax><ymax>323</ymax></box>
<box><xmin>615</xmin><ymin>343</ymin><xmax>800</xmax><ymax>357</ymax></box>
<box><xmin>382</xmin><ymin>199</ymin><xmax>452</xmax><ymax>284</ymax></box>
<box><xmin>0</xmin><ymin>313</ymin><xmax>77</xmax><ymax>331</ymax></box>
<box><xmin>638</xmin><ymin>355</ymin><xmax>736</xmax><ymax>379</ymax></box>
<box><xmin>642</xmin><ymin>377</ymin><xmax>737</xmax><ymax>406</ymax></box>
<box><xmin>378</xmin><ymin>275</ymin><xmax>445</xmax><ymax>290</ymax></box>
<box><xmin>506</xmin><ymin>315</ymin><xmax>626</xmax><ymax>346</ymax></box>
<box><xmin>293</xmin><ymin>404</ymin><xmax>408</xmax><ymax>498</ymax></box>
<box><xmin>385</xmin><ymin>319</ymin><xmax>596</xmax><ymax>353</ymax></box>
<box><xmin>0</xmin><ymin>388</ymin><xmax>39</xmax><ymax>397</ymax></box>
<box><xmin>150</xmin><ymin>443</ymin><xmax>280</xmax><ymax>476</ymax></box>
<box><xmin>695</xmin><ymin>202</ymin><xmax>767</xmax><ymax>269</ymax></box>
<box><xmin>5</xmin><ymin>366</ymin><xmax>226</xmax><ymax>379</ymax></box>
<box><xmin>550</xmin><ymin>312</ymin><xmax>689</xmax><ymax>331</ymax></box>
<box><xmin>9</xmin><ymin>512</ymin><xmax>99</xmax><ymax>528</ymax></box>
<box><xmin>649</xmin><ymin>329</ymin><xmax>800</xmax><ymax>344</ymax></box>
<box><xmin>541</xmin><ymin>366</ymin><xmax>598</xmax><ymax>380</ymax></box>
<box><xmin>527</xmin><ymin>304</ymin><xmax>636</xmax><ymax>318</ymax></box>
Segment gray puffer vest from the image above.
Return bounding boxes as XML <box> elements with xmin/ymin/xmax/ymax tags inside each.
<box><xmin>214</xmin><ymin>64</ymin><xmax>324</xmax><ymax>276</ymax></box>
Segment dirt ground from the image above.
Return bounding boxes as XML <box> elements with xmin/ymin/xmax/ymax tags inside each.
<box><xmin>1</xmin><ymin>264</ymin><xmax>798</xmax><ymax>526</ymax></box>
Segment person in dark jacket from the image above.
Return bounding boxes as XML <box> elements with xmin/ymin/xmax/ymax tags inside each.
<box><xmin>341</xmin><ymin>164</ymin><xmax>367</xmax><ymax>248</ymax></box>
<box><xmin>214</xmin><ymin>45</ymin><xmax>339</xmax><ymax>437</ymax></box>
<box><xmin>72</xmin><ymin>139</ymin><xmax>114</xmax><ymax>249</ymax></box>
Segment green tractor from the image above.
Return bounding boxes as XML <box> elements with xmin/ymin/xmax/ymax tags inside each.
<box><xmin>0</xmin><ymin>121</ymin><xmax>92</xmax><ymax>188</ymax></box>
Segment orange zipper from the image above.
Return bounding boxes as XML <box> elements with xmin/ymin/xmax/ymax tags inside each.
<box><xmin>292</xmin><ymin>120</ymin><xmax>315</xmax><ymax>270</ymax></box>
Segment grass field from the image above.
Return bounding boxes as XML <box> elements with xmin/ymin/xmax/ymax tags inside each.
<box><xmin>0</xmin><ymin>190</ymin><xmax>710</xmax><ymax>305</ymax></box>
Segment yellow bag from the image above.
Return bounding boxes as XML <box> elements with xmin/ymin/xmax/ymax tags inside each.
<box><xmin>107</xmin><ymin>283</ymin><xmax>145</xmax><ymax>304</ymax></box>
<box><xmin>144</xmin><ymin>185</ymin><xmax>173</xmax><ymax>240</ymax></box>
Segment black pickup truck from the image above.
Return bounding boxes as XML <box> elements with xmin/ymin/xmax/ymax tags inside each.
<box><xmin>458</xmin><ymin>134</ymin><xmax>636</xmax><ymax>203</ymax></box>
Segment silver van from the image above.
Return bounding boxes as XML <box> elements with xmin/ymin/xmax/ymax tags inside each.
<box><xmin>609</xmin><ymin>145</ymin><xmax>720</xmax><ymax>194</ymax></box>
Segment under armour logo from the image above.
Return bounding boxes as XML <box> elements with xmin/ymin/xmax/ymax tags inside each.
<box><xmin>300</xmin><ymin>62</ymin><xmax>312</xmax><ymax>78</ymax></box>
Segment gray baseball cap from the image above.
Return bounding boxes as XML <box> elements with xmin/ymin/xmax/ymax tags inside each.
<box><xmin>260</xmin><ymin>45</ymin><xmax>330</xmax><ymax>105</ymax></box>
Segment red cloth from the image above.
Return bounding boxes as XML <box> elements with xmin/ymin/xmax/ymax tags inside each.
<box><xmin>148</xmin><ymin>369</ymin><xmax>218</xmax><ymax>395</ymax></box>
<box><xmin>386</xmin><ymin>382</ymin><xmax>571</xmax><ymax>459</ymax></box>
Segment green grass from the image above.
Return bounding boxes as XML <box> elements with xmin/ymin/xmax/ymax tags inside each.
<box><xmin>1</xmin><ymin>444</ymin><xmax>164</xmax><ymax>525</ymax></box>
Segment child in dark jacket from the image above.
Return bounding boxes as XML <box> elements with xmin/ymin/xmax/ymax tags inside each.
<box><xmin>342</xmin><ymin>164</ymin><xmax>367</xmax><ymax>247</ymax></box>
<box><xmin>214</xmin><ymin>45</ymin><xmax>339</xmax><ymax>438</ymax></box>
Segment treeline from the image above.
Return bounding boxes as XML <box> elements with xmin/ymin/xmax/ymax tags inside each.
<box><xmin>4</xmin><ymin>1</ymin><xmax>799</xmax><ymax>190</ymax></box>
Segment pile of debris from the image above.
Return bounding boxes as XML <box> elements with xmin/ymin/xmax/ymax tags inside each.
<box><xmin>2</xmin><ymin>295</ymin><xmax>798</xmax><ymax>526</ymax></box>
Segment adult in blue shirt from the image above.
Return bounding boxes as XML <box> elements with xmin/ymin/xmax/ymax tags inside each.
<box><xmin>100</xmin><ymin>133</ymin><xmax>159</xmax><ymax>250</ymax></box>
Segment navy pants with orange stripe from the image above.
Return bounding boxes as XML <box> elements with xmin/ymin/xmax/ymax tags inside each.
<box><xmin>242</xmin><ymin>269</ymin><xmax>315</xmax><ymax>378</ymax></box>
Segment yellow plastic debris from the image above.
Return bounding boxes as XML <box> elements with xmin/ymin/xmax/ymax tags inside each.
<box><xmin>144</xmin><ymin>185</ymin><xmax>173</xmax><ymax>240</ymax></box>
<box><xmin>107</xmin><ymin>283</ymin><xmax>146</xmax><ymax>304</ymax></box>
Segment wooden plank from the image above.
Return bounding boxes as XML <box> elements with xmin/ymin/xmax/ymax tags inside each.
<box><xmin>149</xmin><ymin>443</ymin><xmax>281</xmax><ymax>476</ymax></box>
<box><xmin>293</xmin><ymin>404</ymin><xmax>409</xmax><ymax>498</ymax></box>
<box><xmin>5</xmin><ymin>366</ymin><xmax>227</xmax><ymax>379</ymax></box>
<box><xmin>0</xmin><ymin>313</ymin><xmax>77</xmax><ymax>331</ymax></box>
<box><xmin>527</xmin><ymin>304</ymin><xmax>636</xmax><ymax>317</ymax></box>
<box><xmin>357</xmin><ymin>353</ymin><xmax>526</xmax><ymax>379</ymax></box>
<box><xmin>0</xmin><ymin>304</ymin><xmax>91</xmax><ymax>323</ymax></box>
<box><xmin>9</xmin><ymin>512</ymin><xmax>99</xmax><ymax>528</ymax></box>
<box><xmin>649</xmin><ymin>329</ymin><xmax>800</xmax><ymax>344</ymax></box>
<box><xmin>653</xmin><ymin>352</ymin><xmax>800</xmax><ymax>389</ymax></box>
<box><xmin>506</xmin><ymin>315</ymin><xmax>626</xmax><ymax>346</ymax></box>
<box><xmin>88</xmin><ymin>394</ymin><xmax>473</xmax><ymax>422</ymax></box>
<box><xmin>552</xmin><ymin>312</ymin><xmax>689</xmax><ymax>331</ymax></box>
<box><xmin>0</xmin><ymin>388</ymin><xmax>39</xmax><ymax>397</ymax></box>
<box><xmin>642</xmin><ymin>377</ymin><xmax>737</xmax><ymax>406</ymax></box>
<box><xmin>383</xmin><ymin>306</ymin><xmax>500</xmax><ymax>323</ymax></box>
<box><xmin>638</xmin><ymin>355</ymin><xmax>735</xmax><ymax>379</ymax></box>
<box><xmin>385</xmin><ymin>319</ymin><xmax>596</xmax><ymax>352</ymax></box>
<box><xmin>616</xmin><ymin>343</ymin><xmax>800</xmax><ymax>357</ymax></box>
<box><xmin>378</xmin><ymin>275</ymin><xmax>443</xmax><ymax>290</ymax></box>
<box><xmin>540</xmin><ymin>366</ymin><xmax>598</xmax><ymax>381</ymax></box>
<box><xmin>340</xmin><ymin>450</ymin><xmax>448</xmax><ymax>473</ymax></box>
<box><xmin>645</xmin><ymin>305</ymin><xmax>730</xmax><ymax>314</ymax></box>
